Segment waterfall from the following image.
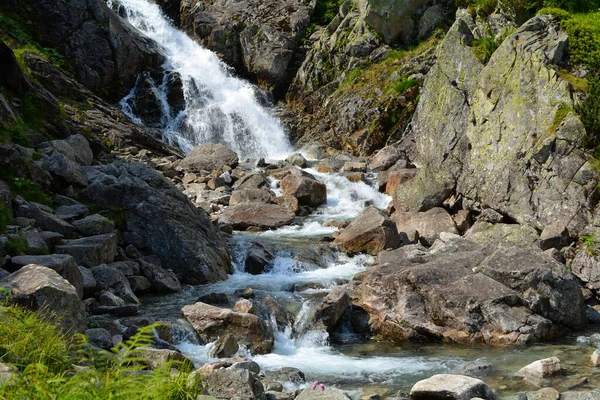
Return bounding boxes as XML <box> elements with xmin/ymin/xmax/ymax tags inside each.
<box><xmin>111</xmin><ymin>0</ymin><xmax>293</xmax><ymax>160</ymax></box>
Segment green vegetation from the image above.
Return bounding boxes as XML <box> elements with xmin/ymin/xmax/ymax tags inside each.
<box><xmin>549</xmin><ymin>102</ymin><xmax>572</xmax><ymax>133</ymax></box>
<box><xmin>10</xmin><ymin>177</ymin><xmax>52</xmax><ymax>206</ymax></box>
<box><xmin>560</xmin><ymin>13</ymin><xmax>600</xmax><ymax>71</ymax></box>
<box><xmin>0</xmin><ymin>203</ymin><xmax>12</xmax><ymax>232</ymax></box>
<box><xmin>4</xmin><ymin>234</ymin><xmax>29</xmax><ymax>256</ymax></box>
<box><xmin>313</xmin><ymin>0</ymin><xmax>344</xmax><ymax>25</ymax></box>
<box><xmin>472</xmin><ymin>29</ymin><xmax>514</xmax><ymax>64</ymax></box>
<box><xmin>458</xmin><ymin>0</ymin><xmax>600</xmax><ymax>16</ymax></box>
<box><xmin>578</xmin><ymin>76</ymin><xmax>600</xmax><ymax>147</ymax></box>
<box><xmin>392</xmin><ymin>78</ymin><xmax>419</xmax><ymax>94</ymax></box>
<box><xmin>0</xmin><ymin>303</ymin><xmax>202</xmax><ymax>399</ymax></box>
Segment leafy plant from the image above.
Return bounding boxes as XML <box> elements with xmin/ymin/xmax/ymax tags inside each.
<box><xmin>0</xmin><ymin>304</ymin><xmax>202</xmax><ymax>399</ymax></box>
<box><xmin>10</xmin><ymin>177</ymin><xmax>52</xmax><ymax>206</ymax></box>
<box><xmin>4</xmin><ymin>234</ymin><xmax>29</xmax><ymax>256</ymax></box>
<box><xmin>578</xmin><ymin>75</ymin><xmax>600</xmax><ymax>147</ymax></box>
<box><xmin>313</xmin><ymin>0</ymin><xmax>344</xmax><ymax>25</ymax></box>
<box><xmin>0</xmin><ymin>203</ymin><xmax>11</xmax><ymax>232</ymax></box>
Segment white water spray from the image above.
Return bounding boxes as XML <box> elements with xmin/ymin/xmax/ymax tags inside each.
<box><xmin>111</xmin><ymin>0</ymin><xmax>293</xmax><ymax>160</ymax></box>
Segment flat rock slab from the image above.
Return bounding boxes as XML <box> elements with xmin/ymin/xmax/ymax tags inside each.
<box><xmin>410</xmin><ymin>374</ymin><xmax>497</xmax><ymax>400</ymax></box>
<box><xmin>55</xmin><ymin>233</ymin><xmax>117</xmax><ymax>267</ymax></box>
<box><xmin>219</xmin><ymin>203</ymin><xmax>294</xmax><ymax>230</ymax></box>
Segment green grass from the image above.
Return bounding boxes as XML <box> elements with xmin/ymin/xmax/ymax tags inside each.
<box><xmin>561</xmin><ymin>13</ymin><xmax>600</xmax><ymax>71</ymax></box>
<box><xmin>0</xmin><ymin>203</ymin><xmax>12</xmax><ymax>232</ymax></box>
<box><xmin>0</xmin><ymin>303</ymin><xmax>202</xmax><ymax>399</ymax></box>
<box><xmin>392</xmin><ymin>78</ymin><xmax>419</xmax><ymax>94</ymax></box>
<box><xmin>10</xmin><ymin>177</ymin><xmax>52</xmax><ymax>207</ymax></box>
<box><xmin>4</xmin><ymin>234</ymin><xmax>28</xmax><ymax>256</ymax></box>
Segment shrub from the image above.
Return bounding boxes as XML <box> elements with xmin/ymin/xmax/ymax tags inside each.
<box><xmin>536</xmin><ymin>6</ymin><xmax>571</xmax><ymax>19</ymax></box>
<box><xmin>4</xmin><ymin>234</ymin><xmax>28</xmax><ymax>256</ymax></box>
<box><xmin>10</xmin><ymin>177</ymin><xmax>52</xmax><ymax>206</ymax></box>
<box><xmin>562</xmin><ymin>17</ymin><xmax>600</xmax><ymax>71</ymax></box>
<box><xmin>313</xmin><ymin>0</ymin><xmax>343</xmax><ymax>25</ymax></box>
<box><xmin>578</xmin><ymin>75</ymin><xmax>600</xmax><ymax>147</ymax></box>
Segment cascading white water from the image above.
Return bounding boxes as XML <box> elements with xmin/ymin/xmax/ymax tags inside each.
<box><xmin>111</xmin><ymin>0</ymin><xmax>293</xmax><ymax>160</ymax></box>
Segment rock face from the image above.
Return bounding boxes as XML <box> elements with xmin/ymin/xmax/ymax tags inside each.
<box><xmin>3</xmin><ymin>0</ymin><xmax>165</xmax><ymax>98</ymax></box>
<box><xmin>182</xmin><ymin>302</ymin><xmax>274</xmax><ymax>354</ymax></box>
<box><xmin>353</xmin><ymin>237</ymin><xmax>586</xmax><ymax>344</ymax></box>
<box><xmin>219</xmin><ymin>203</ymin><xmax>295</xmax><ymax>230</ymax></box>
<box><xmin>0</xmin><ymin>265</ymin><xmax>86</xmax><ymax>333</ymax></box>
<box><xmin>179</xmin><ymin>144</ymin><xmax>239</xmax><ymax>172</ymax></box>
<box><xmin>280</xmin><ymin>175</ymin><xmax>327</xmax><ymax>207</ymax></box>
<box><xmin>80</xmin><ymin>162</ymin><xmax>231</xmax><ymax>285</ymax></box>
<box><xmin>392</xmin><ymin>207</ymin><xmax>458</xmax><ymax>246</ymax></box>
<box><xmin>334</xmin><ymin>207</ymin><xmax>402</xmax><ymax>255</ymax></box>
<box><xmin>410</xmin><ymin>374</ymin><xmax>497</xmax><ymax>400</ymax></box>
<box><xmin>396</xmin><ymin>15</ymin><xmax>598</xmax><ymax>236</ymax></box>
<box><xmin>179</xmin><ymin>0</ymin><xmax>312</xmax><ymax>97</ymax></box>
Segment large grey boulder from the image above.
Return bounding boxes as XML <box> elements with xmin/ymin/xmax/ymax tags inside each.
<box><xmin>10</xmin><ymin>254</ymin><xmax>83</xmax><ymax>298</ymax></box>
<box><xmin>90</xmin><ymin>264</ymin><xmax>139</xmax><ymax>305</ymax></box>
<box><xmin>73</xmin><ymin>214</ymin><xmax>115</xmax><ymax>236</ymax></box>
<box><xmin>203</xmin><ymin>367</ymin><xmax>266</xmax><ymax>400</ymax></box>
<box><xmin>392</xmin><ymin>207</ymin><xmax>458</xmax><ymax>246</ymax></box>
<box><xmin>55</xmin><ymin>234</ymin><xmax>117</xmax><ymax>267</ymax></box>
<box><xmin>80</xmin><ymin>162</ymin><xmax>230</xmax><ymax>285</ymax></box>
<box><xmin>138</xmin><ymin>259</ymin><xmax>181</xmax><ymax>293</ymax></box>
<box><xmin>396</xmin><ymin>16</ymin><xmax>597</xmax><ymax>236</ymax></box>
<box><xmin>0</xmin><ymin>265</ymin><xmax>86</xmax><ymax>333</ymax></box>
<box><xmin>314</xmin><ymin>286</ymin><xmax>351</xmax><ymax>330</ymax></box>
<box><xmin>179</xmin><ymin>144</ymin><xmax>238</xmax><ymax>173</ymax></box>
<box><xmin>219</xmin><ymin>203</ymin><xmax>295</xmax><ymax>230</ymax></box>
<box><xmin>182</xmin><ymin>302</ymin><xmax>274</xmax><ymax>354</ymax></box>
<box><xmin>16</xmin><ymin>201</ymin><xmax>76</xmax><ymax>236</ymax></box>
<box><xmin>230</xmin><ymin>188</ymin><xmax>275</xmax><ymax>205</ymax></box>
<box><xmin>280</xmin><ymin>175</ymin><xmax>327</xmax><ymax>207</ymax></box>
<box><xmin>354</xmin><ymin>237</ymin><xmax>585</xmax><ymax>344</ymax></box>
<box><xmin>334</xmin><ymin>207</ymin><xmax>402</xmax><ymax>255</ymax></box>
<box><xmin>295</xmin><ymin>386</ymin><xmax>351</xmax><ymax>400</ymax></box>
<box><xmin>410</xmin><ymin>374</ymin><xmax>497</xmax><ymax>400</ymax></box>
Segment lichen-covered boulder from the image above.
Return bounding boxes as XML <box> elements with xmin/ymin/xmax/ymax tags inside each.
<box><xmin>0</xmin><ymin>265</ymin><xmax>86</xmax><ymax>333</ymax></box>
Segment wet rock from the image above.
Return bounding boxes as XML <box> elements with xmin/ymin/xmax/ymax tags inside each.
<box><xmin>90</xmin><ymin>264</ymin><xmax>139</xmax><ymax>305</ymax></box>
<box><xmin>0</xmin><ymin>265</ymin><xmax>86</xmax><ymax>333</ymax></box>
<box><xmin>198</xmin><ymin>292</ymin><xmax>229</xmax><ymax>306</ymax></box>
<box><xmin>264</xmin><ymin>296</ymin><xmax>293</xmax><ymax>328</ymax></box>
<box><xmin>182</xmin><ymin>302</ymin><xmax>274</xmax><ymax>354</ymax></box>
<box><xmin>591</xmin><ymin>349</ymin><xmax>600</xmax><ymax>366</ymax></box>
<box><xmin>410</xmin><ymin>374</ymin><xmax>497</xmax><ymax>400</ymax></box>
<box><xmin>10</xmin><ymin>254</ymin><xmax>83</xmax><ymax>299</ymax></box>
<box><xmin>95</xmin><ymin>304</ymin><xmax>139</xmax><ymax>316</ymax></box>
<box><xmin>286</xmin><ymin>153</ymin><xmax>308</xmax><ymax>168</ymax></box>
<box><xmin>80</xmin><ymin>162</ymin><xmax>230</xmax><ymax>285</ymax></box>
<box><xmin>526</xmin><ymin>388</ymin><xmax>560</xmax><ymax>400</ymax></box>
<box><xmin>516</xmin><ymin>357</ymin><xmax>564</xmax><ymax>380</ymax></box>
<box><xmin>295</xmin><ymin>386</ymin><xmax>351</xmax><ymax>400</ymax></box>
<box><xmin>210</xmin><ymin>334</ymin><xmax>239</xmax><ymax>358</ymax></box>
<box><xmin>180</xmin><ymin>144</ymin><xmax>239</xmax><ymax>172</ymax></box>
<box><xmin>233</xmin><ymin>298</ymin><xmax>255</xmax><ymax>314</ymax></box>
<box><xmin>560</xmin><ymin>392</ymin><xmax>600</xmax><ymax>399</ymax></box>
<box><xmin>245</xmin><ymin>241</ymin><xmax>275</xmax><ymax>275</ymax></box>
<box><xmin>72</xmin><ymin>214</ymin><xmax>115</xmax><ymax>236</ymax></box>
<box><xmin>127</xmin><ymin>275</ymin><xmax>151</xmax><ymax>293</ymax></box>
<box><xmin>55</xmin><ymin>234</ymin><xmax>117</xmax><ymax>267</ymax></box>
<box><xmin>219</xmin><ymin>203</ymin><xmax>295</xmax><ymax>231</ymax></box>
<box><xmin>335</xmin><ymin>207</ymin><xmax>403</xmax><ymax>255</ymax></box>
<box><xmin>280</xmin><ymin>175</ymin><xmax>326</xmax><ymax>207</ymax></box>
<box><xmin>204</xmin><ymin>367</ymin><xmax>265</xmax><ymax>400</ymax></box>
<box><xmin>354</xmin><ymin>237</ymin><xmax>585</xmax><ymax>344</ymax></box>
<box><xmin>314</xmin><ymin>286</ymin><xmax>351</xmax><ymax>330</ymax></box>
<box><xmin>86</xmin><ymin>327</ymin><xmax>113</xmax><ymax>349</ymax></box>
<box><xmin>139</xmin><ymin>259</ymin><xmax>181</xmax><ymax>293</ymax></box>
<box><xmin>392</xmin><ymin>207</ymin><xmax>458</xmax><ymax>247</ymax></box>
<box><xmin>369</xmin><ymin>147</ymin><xmax>404</xmax><ymax>172</ymax></box>
<box><xmin>230</xmin><ymin>188</ymin><xmax>275</xmax><ymax>205</ymax></box>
